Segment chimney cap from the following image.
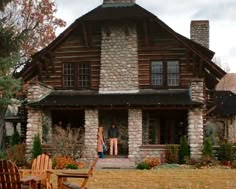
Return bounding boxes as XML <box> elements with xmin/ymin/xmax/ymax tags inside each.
<box><xmin>191</xmin><ymin>20</ymin><xmax>209</xmax><ymax>25</ymax></box>
<box><xmin>103</xmin><ymin>0</ymin><xmax>136</xmax><ymax>4</ymax></box>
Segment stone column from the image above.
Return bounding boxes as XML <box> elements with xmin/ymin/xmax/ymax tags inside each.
<box><xmin>228</xmin><ymin>116</ymin><xmax>236</xmax><ymax>143</ymax></box>
<box><xmin>128</xmin><ymin>109</ymin><xmax>142</xmax><ymax>160</ymax></box>
<box><xmin>190</xmin><ymin>79</ymin><xmax>204</xmax><ymax>103</ymax></box>
<box><xmin>83</xmin><ymin>109</ymin><xmax>99</xmax><ymax>160</ymax></box>
<box><xmin>26</xmin><ymin>81</ymin><xmax>52</xmax><ymax>156</ymax></box>
<box><xmin>188</xmin><ymin>108</ymin><xmax>204</xmax><ymax>159</ymax></box>
<box><xmin>26</xmin><ymin>109</ymin><xmax>43</xmax><ymax>155</ymax></box>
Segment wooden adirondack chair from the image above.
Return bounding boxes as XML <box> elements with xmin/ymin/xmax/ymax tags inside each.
<box><xmin>57</xmin><ymin>157</ymin><xmax>99</xmax><ymax>189</ymax></box>
<box><xmin>20</xmin><ymin>154</ymin><xmax>53</xmax><ymax>189</ymax></box>
<box><xmin>0</xmin><ymin>160</ymin><xmax>37</xmax><ymax>189</ymax></box>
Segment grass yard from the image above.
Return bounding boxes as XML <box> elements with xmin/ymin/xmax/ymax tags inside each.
<box><xmin>51</xmin><ymin>167</ymin><xmax>236</xmax><ymax>189</ymax></box>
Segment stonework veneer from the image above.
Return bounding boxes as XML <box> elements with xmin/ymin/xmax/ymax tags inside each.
<box><xmin>99</xmin><ymin>24</ymin><xmax>139</xmax><ymax>93</ymax></box>
<box><xmin>128</xmin><ymin>109</ymin><xmax>142</xmax><ymax>160</ymax></box>
<box><xmin>83</xmin><ymin>109</ymin><xmax>99</xmax><ymax>160</ymax></box>
<box><xmin>188</xmin><ymin>108</ymin><xmax>204</xmax><ymax>159</ymax></box>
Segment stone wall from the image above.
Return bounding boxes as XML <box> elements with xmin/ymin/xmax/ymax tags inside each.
<box><xmin>128</xmin><ymin>109</ymin><xmax>142</xmax><ymax>160</ymax></box>
<box><xmin>138</xmin><ymin>148</ymin><xmax>165</xmax><ymax>163</ymax></box>
<box><xmin>103</xmin><ymin>0</ymin><xmax>135</xmax><ymax>4</ymax></box>
<box><xmin>190</xmin><ymin>79</ymin><xmax>204</xmax><ymax>103</ymax></box>
<box><xmin>99</xmin><ymin>24</ymin><xmax>139</xmax><ymax>93</ymax></box>
<box><xmin>228</xmin><ymin>116</ymin><xmax>236</xmax><ymax>144</ymax></box>
<box><xmin>190</xmin><ymin>20</ymin><xmax>209</xmax><ymax>48</ymax></box>
<box><xmin>188</xmin><ymin>108</ymin><xmax>204</xmax><ymax>159</ymax></box>
<box><xmin>83</xmin><ymin>109</ymin><xmax>99</xmax><ymax>160</ymax></box>
<box><xmin>27</xmin><ymin>81</ymin><xmax>52</xmax><ymax>102</ymax></box>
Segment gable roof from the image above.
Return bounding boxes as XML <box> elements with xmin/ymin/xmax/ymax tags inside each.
<box><xmin>216</xmin><ymin>73</ymin><xmax>236</xmax><ymax>94</ymax></box>
<box><xmin>16</xmin><ymin>3</ymin><xmax>225</xmax><ymax>81</ymax></box>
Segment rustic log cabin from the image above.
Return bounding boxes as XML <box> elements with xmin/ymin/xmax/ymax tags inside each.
<box><xmin>17</xmin><ymin>0</ymin><xmax>228</xmax><ymax>161</ymax></box>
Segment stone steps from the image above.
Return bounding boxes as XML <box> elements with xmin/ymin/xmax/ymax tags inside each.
<box><xmin>96</xmin><ymin>157</ymin><xmax>136</xmax><ymax>169</ymax></box>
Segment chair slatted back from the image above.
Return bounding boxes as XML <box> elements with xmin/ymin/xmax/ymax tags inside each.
<box><xmin>31</xmin><ymin>154</ymin><xmax>52</xmax><ymax>180</ymax></box>
<box><xmin>0</xmin><ymin>160</ymin><xmax>21</xmax><ymax>189</ymax></box>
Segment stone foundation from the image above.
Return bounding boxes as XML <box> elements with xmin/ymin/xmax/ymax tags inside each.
<box><xmin>188</xmin><ymin>108</ymin><xmax>204</xmax><ymax>159</ymax></box>
<box><xmin>128</xmin><ymin>109</ymin><xmax>142</xmax><ymax>160</ymax></box>
<box><xmin>83</xmin><ymin>109</ymin><xmax>99</xmax><ymax>160</ymax></box>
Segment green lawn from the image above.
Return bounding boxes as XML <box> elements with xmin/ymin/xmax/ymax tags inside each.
<box><xmin>51</xmin><ymin>167</ymin><xmax>236</xmax><ymax>189</ymax></box>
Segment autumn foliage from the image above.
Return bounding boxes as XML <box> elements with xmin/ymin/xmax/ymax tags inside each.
<box><xmin>54</xmin><ymin>156</ymin><xmax>85</xmax><ymax>169</ymax></box>
<box><xmin>2</xmin><ymin>0</ymin><xmax>66</xmax><ymax>60</ymax></box>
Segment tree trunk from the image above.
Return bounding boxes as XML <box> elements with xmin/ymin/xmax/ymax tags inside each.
<box><xmin>0</xmin><ymin>107</ymin><xmax>7</xmax><ymax>150</ymax></box>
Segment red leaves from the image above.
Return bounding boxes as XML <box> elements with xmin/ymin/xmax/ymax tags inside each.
<box><xmin>3</xmin><ymin>0</ymin><xmax>66</xmax><ymax>58</ymax></box>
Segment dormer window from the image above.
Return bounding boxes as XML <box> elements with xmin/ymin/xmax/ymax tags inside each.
<box><xmin>63</xmin><ymin>63</ymin><xmax>91</xmax><ymax>89</ymax></box>
<box><xmin>151</xmin><ymin>60</ymin><xmax>179</xmax><ymax>87</ymax></box>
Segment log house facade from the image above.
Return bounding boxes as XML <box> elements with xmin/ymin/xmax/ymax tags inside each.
<box><xmin>17</xmin><ymin>0</ymin><xmax>227</xmax><ymax>161</ymax></box>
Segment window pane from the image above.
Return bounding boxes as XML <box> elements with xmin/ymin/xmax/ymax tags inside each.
<box><xmin>151</xmin><ymin>61</ymin><xmax>163</xmax><ymax>86</ymax></box>
<box><xmin>78</xmin><ymin>63</ymin><xmax>91</xmax><ymax>88</ymax></box>
<box><xmin>63</xmin><ymin>63</ymin><xmax>74</xmax><ymax>87</ymax></box>
<box><xmin>167</xmin><ymin>61</ymin><xmax>179</xmax><ymax>86</ymax></box>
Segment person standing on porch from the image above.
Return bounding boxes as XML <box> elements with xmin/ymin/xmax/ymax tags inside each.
<box><xmin>97</xmin><ymin>126</ymin><xmax>105</xmax><ymax>158</ymax></box>
<box><xmin>108</xmin><ymin>124</ymin><xmax>119</xmax><ymax>156</ymax></box>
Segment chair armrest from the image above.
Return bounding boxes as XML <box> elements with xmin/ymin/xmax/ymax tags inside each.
<box><xmin>19</xmin><ymin>170</ymin><xmax>32</xmax><ymax>178</ymax></box>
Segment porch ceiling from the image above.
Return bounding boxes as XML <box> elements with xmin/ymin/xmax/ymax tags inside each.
<box><xmin>28</xmin><ymin>89</ymin><xmax>201</xmax><ymax>108</ymax></box>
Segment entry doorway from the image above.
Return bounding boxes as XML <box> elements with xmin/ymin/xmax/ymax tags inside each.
<box><xmin>99</xmin><ymin>110</ymin><xmax>128</xmax><ymax>155</ymax></box>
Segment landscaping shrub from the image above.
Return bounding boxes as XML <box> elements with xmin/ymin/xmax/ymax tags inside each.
<box><xmin>202</xmin><ymin>137</ymin><xmax>213</xmax><ymax>157</ymax></box>
<box><xmin>32</xmin><ymin>134</ymin><xmax>42</xmax><ymax>159</ymax></box>
<box><xmin>178</xmin><ymin>136</ymin><xmax>190</xmax><ymax>164</ymax></box>
<box><xmin>6</xmin><ymin>143</ymin><xmax>26</xmax><ymax>166</ymax></box>
<box><xmin>52</xmin><ymin>126</ymin><xmax>84</xmax><ymax>159</ymax></box>
<box><xmin>66</xmin><ymin>164</ymin><xmax>78</xmax><ymax>169</ymax></box>
<box><xmin>11</xmin><ymin>130</ymin><xmax>21</xmax><ymax>146</ymax></box>
<box><xmin>218</xmin><ymin>142</ymin><xmax>234</xmax><ymax>162</ymax></box>
<box><xmin>0</xmin><ymin>150</ymin><xmax>7</xmax><ymax>159</ymax></box>
<box><xmin>165</xmin><ymin>145</ymin><xmax>179</xmax><ymax>163</ymax></box>
<box><xmin>143</xmin><ymin>157</ymin><xmax>160</xmax><ymax>168</ymax></box>
<box><xmin>136</xmin><ymin>162</ymin><xmax>151</xmax><ymax>170</ymax></box>
<box><xmin>54</xmin><ymin>156</ymin><xmax>85</xmax><ymax>169</ymax></box>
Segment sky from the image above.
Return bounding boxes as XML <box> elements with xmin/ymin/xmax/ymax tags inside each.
<box><xmin>55</xmin><ymin>0</ymin><xmax>236</xmax><ymax>73</ymax></box>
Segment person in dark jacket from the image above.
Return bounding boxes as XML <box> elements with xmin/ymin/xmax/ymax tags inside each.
<box><xmin>108</xmin><ymin>124</ymin><xmax>119</xmax><ymax>156</ymax></box>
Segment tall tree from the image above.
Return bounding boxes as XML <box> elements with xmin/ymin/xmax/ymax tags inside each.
<box><xmin>0</xmin><ymin>0</ymin><xmax>22</xmax><ymax>149</ymax></box>
<box><xmin>1</xmin><ymin>0</ymin><xmax>66</xmax><ymax>69</ymax></box>
<box><xmin>0</xmin><ymin>0</ymin><xmax>65</xmax><ymax>149</ymax></box>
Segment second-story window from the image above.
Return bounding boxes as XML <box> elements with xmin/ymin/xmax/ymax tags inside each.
<box><xmin>63</xmin><ymin>63</ymin><xmax>74</xmax><ymax>87</ymax></box>
<box><xmin>63</xmin><ymin>63</ymin><xmax>91</xmax><ymax>89</ymax></box>
<box><xmin>78</xmin><ymin>63</ymin><xmax>91</xmax><ymax>88</ymax></box>
<box><xmin>151</xmin><ymin>60</ymin><xmax>179</xmax><ymax>87</ymax></box>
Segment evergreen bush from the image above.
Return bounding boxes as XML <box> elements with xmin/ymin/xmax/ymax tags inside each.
<box><xmin>218</xmin><ymin>142</ymin><xmax>234</xmax><ymax>162</ymax></box>
<box><xmin>11</xmin><ymin>130</ymin><xmax>21</xmax><ymax>146</ymax></box>
<box><xmin>66</xmin><ymin>164</ymin><xmax>78</xmax><ymax>169</ymax></box>
<box><xmin>178</xmin><ymin>136</ymin><xmax>190</xmax><ymax>164</ymax></box>
<box><xmin>202</xmin><ymin>137</ymin><xmax>213</xmax><ymax>157</ymax></box>
<box><xmin>31</xmin><ymin>134</ymin><xmax>42</xmax><ymax>159</ymax></box>
<box><xmin>136</xmin><ymin>162</ymin><xmax>151</xmax><ymax>170</ymax></box>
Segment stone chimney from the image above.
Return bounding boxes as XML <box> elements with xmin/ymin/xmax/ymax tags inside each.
<box><xmin>190</xmin><ymin>20</ymin><xmax>209</xmax><ymax>49</ymax></box>
<box><xmin>103</xmin><ymin>0</ymin><xmax>135</xmax><ymax>4</ymax></box>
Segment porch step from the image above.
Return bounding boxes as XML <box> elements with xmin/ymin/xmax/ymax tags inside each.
<box><xmin>96</xmin><ymin>157</ymin><xmax>136</xmax><ymax>169</ymax></box>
